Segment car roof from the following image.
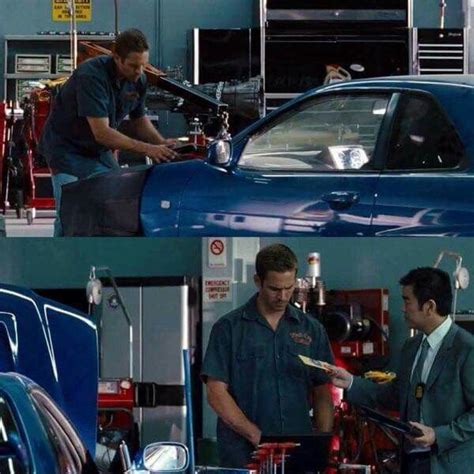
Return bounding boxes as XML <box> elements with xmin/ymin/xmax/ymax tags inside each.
<box><xmin>325</xmin><ymin>74</ymin><xmax>474</xmax><ymax>89</ymax></box>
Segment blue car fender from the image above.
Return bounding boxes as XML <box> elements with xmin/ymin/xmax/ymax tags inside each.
<box><xmin>141</xmin><ymin>160</ymin><xmax>205</xmax><ymax>236</ymax></box>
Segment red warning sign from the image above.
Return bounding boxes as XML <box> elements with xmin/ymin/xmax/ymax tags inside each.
<box><xmin>210</xmin><ymin>239</ymin><xmax>225</xmax><ymax>256</ymax></box>
<box><xmin>204</xmin><ymin>278</ymin><xmax>232</xmax><ymax>302</ymax></box>
<box><xmin>208</xmin><ymin>237</ymin><xmax>227</xmax><ymax>268</ymax></box>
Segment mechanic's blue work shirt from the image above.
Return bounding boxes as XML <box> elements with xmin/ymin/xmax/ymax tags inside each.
<box><xmin>201</xmin><ymin>294</ymin><xmax>334</xmax><ymax>468</ymax></box>
<box><xmin>39</xmin><ymin>55</ymin><xmax>146</xmax><ymax>178</ymax></box>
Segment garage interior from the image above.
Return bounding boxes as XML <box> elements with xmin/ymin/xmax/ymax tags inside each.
<box><xmin>0</xmin><ymin>1</ymin><xmax>474</xmax><ymax>473</ymax></box>
<box><xmin>0</xmin><ymin>0</ymin><xmax>473</xmax><ymax>236</ymax></box>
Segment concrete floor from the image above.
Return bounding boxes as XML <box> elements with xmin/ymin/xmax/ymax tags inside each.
<box><xmin>5</xmin><ymin>209</ymin><xmax>54</xmax><ymax>237</ymax></box>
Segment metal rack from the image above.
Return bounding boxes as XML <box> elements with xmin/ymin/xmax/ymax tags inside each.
<box><xmin>3</xmin><ymin>34</ymin><xmax>114</xmax><ymax>101</ymax></box>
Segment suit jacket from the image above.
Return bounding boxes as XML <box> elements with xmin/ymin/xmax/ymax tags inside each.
<box><xmin>347</xmin><ymin>323</ymin><xmax>474</xmax><ymax>474</ymax></box>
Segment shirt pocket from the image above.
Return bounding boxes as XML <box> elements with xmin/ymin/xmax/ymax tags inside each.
<box><xmin>234</xmin><ymin>345</ymin><xmax>266</xmax><ymax>384</ymax></box>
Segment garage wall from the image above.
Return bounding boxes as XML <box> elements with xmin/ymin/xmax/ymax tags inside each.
<box><xmin>0</xmin><ymin>0</ymin><xmax>258</xmax><ymax>99</ymax></box>
<box><xmin>413</xmin><ymin>0</ymin><xmax>464</xmax><ymax>28</ymax></box>
<box><xmin>0</xmin><ymin>237</ymin><xmax>202</xmax><ymax>288</ymax></box>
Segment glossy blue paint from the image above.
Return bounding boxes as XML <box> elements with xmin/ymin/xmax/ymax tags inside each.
<box><xmin>141</xmin><ymin>160</ymin><xmax>203</xmax><ymax>236</ymax></box>
<box><xmin>0</xmin><ymin>285</ymin><xmax>98</xmax><ymax>455</ymax></box>
<box><xmin>0</xmin><ymin>374</ymin><xmax>62</xmax><ymax>473</ymax></box>
<box><xmin>140</xmin><ymin>75</ymin><xmax>474</xmax><ymax>237</ymax></box>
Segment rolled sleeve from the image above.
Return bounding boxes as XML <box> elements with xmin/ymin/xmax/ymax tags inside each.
<box><xmin>201</xmin><ymin>319</ymin><xmax>231</xmax><ymax>385</ymax></box>
<box><xmin>76</xmin><ymin>74</ymin><xmax>109</xmax><ymax>118</ymax></box>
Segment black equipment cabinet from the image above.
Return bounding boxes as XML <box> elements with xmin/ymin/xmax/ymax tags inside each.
<box><xmin>189</xmin><ymin>28</ymin><xmax>260</xmax><ymax>85</ymax></box>
<box><xmin>414</xmin><ymin>28</ymin><xmax>467</xmax><ymax>75</ymax></box>
<box><xmin>264</xmin><ymin>29</ymin><xmax>409</xmax><ymax>94</ymax></box>
<box><xmin>261</xmin><ymin>0</ymin><xmax>411</xmax><ymax>112</ymax></box>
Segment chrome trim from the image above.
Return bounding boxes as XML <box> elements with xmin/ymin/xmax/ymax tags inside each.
<box><xmin>265</xmin><ymin>92</ymin><xmax>299</xmax><ymax>99</ymax></box>
<box><xmin>193</xmin><ymin>28</ymin><xmax>199</xmax><ymax>84</ymax></box>
<box><xmin>407</xmin><ymin>0</ymin><xmax>413</xmax><ymax>28</ymax></box>
<box><xmin>464</xmin><ymin>27</ymin><xmax>469</xmax><ymax>73</ymax></box>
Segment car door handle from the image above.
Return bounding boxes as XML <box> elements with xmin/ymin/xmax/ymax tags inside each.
<box><xmin>322</xmin><ymin>191</ymin><xmax>360</xmax><ymax>210</ymax></box>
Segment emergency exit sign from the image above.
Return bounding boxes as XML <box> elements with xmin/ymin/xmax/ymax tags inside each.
<box><xmin>52</xmin><ymin>0</ymin><xmax>92</xmax><ymax>22</ymax></box>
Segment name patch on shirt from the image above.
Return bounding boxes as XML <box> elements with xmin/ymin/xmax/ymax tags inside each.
<box><xmin>289</xmin><ymin>332</ymin><xmax>312</xmax><ymax>346</ymax></box>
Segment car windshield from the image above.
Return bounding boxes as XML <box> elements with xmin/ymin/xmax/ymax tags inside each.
<box><xmin>239</xmin><ymin>93</ymin><xmax>390</xmax><ymax>172</ymax></box>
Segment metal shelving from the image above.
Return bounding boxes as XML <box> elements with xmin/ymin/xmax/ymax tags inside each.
<box><xmin>3</xmin><ymin>34</ymin><xmax>114</xmax><ymax>101</ymax></box>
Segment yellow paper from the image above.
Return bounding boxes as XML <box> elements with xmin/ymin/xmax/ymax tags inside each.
<box><xmin>298</xmin><ymin>355</ymin><xmax>333</xmax><ymax>372</ymax></box>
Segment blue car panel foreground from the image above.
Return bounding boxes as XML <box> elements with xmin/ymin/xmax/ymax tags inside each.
<box><xmin>0</xmin><ymin>285</ymin><xmax>98</xmax><ymax>455</ymax></box>
<box><xmin>62</xmin><ymin>75</ymin><xmax>474</xmax><ymax>237</ymax></box>
<box><xmin>0</xmin><ymin>286</ymin><xmax>255</xmax><ymax>473</ymax></box>
<box><xmin>0</xmin><ymin>373</ymin><xmax>98</xmax><ymax>473</ymax></box>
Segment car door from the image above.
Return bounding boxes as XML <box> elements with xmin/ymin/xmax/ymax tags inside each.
<box><xmin>371</xmin><ymin>91</ymin><xmax>474</xmax><ymax>236</ymax></box>
<box><xmin>179</xmin><ymin>92</ymin><xmax>394</xmax><ymax>236</ymax></box>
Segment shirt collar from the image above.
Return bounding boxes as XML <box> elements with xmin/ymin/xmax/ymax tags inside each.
<box><xmin>104</xmin><ymin>55</ymin><xmax>123</xmax><ymax>88</ymax></box>
<box><xmin>242</xmin><ymin>293</ymin><xmax>301</xmax><ymax>323</ymax></box>
<box><xmin>423</xmin><ymin>316</ymin><xmax>452</xmax><ymax>350</ymax></box>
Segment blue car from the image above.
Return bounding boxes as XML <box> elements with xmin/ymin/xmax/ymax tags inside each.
<box><xmin>61</xmin><ymin>75</ymin><xmax>474</xmax><ymax>237</ymax></box>
<box><xmin>0</xmin><ymin>286</ymin><xmax>246</xmax><ymax>474</ymax></box>
<box><xmin>0</xmin><ymin>372</ymin><xmax>100</xmax><ymax>473</ymax></box>
<box><xmin>0</xmin><ymin>373</ymin><xmax>197</xmax><ymax>474</ymax></box>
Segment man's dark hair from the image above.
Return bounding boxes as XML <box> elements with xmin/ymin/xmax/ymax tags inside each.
<box><xmin>114</xmin><ymin>28</ymin><xmax>149</xmax><ymax>59</ymax></box>
<box><xmin>255</xmin><ymin>244</ymin><xmax>298</xmax><ymax>280</ymax></box>
<box><xmin>399</xmin><ymin>267</ymin><xmax>452</xmax><ymax>316</ymax></box>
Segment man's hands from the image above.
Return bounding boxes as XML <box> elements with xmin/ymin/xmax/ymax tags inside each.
<box><xmin>145</xmin><ymin>143</ymin><xmax>179</xmax><ymax>163</ymax></box>
<box><xmin>324</xmin><ymin>363</ymin><xmax>353</xmax><ymax>390</ymax></box>
<box><xmin>406</xmin><ymin>422</ymin><xmax>436</xmax><ymax>448</ymax></box>
<box><xmin>206</xmin><ymin>378</ymin><xmax>262</xmax><ymax>448</ymax></box>
<box><xmin>86</xmin><ymin>116</ymin><xmax>179</xmax><ymax>163</ymax></box>
<box><xmin>162</xmin><ymin>138</ymin><xmax>178</xmax><ymax>147</ymax></box>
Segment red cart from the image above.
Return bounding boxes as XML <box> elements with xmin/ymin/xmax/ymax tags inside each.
<box><xmin>21</xmin><ymin>88</ymin><xmax>55</xmax><ymax>224</ymax></box>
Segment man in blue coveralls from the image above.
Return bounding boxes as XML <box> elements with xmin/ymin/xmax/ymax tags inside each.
<box><xmin>39</xmin><ymin>28</ymin><xmax>178</xmax><ymax>236</ymax></box>
<box><xmin>201</xmin><ymin>243</ymin><xmax>334</xmax><ymax>469</ymax></box>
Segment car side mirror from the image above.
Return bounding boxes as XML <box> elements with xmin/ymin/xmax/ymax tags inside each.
<box><xmin>143</xmin><ymin>442</ymin><xmax>189</xmax><ymax>472</ymax></box>
<box><xmin>207</xmin><ymin>140</ymin><xmax>232</xmax><ymax>167</ymax></box>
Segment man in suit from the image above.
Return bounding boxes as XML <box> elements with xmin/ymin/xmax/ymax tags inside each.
<box><xmin>329</xmin><ymin>267</ymin><xmax>474</xmax><ymax>474</ymax></box>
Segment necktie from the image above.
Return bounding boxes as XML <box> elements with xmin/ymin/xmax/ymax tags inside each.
<box><xmin>406</xmin><ymin>338</ymin><xmax>430</xmax><ymax>423</ymax></box>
